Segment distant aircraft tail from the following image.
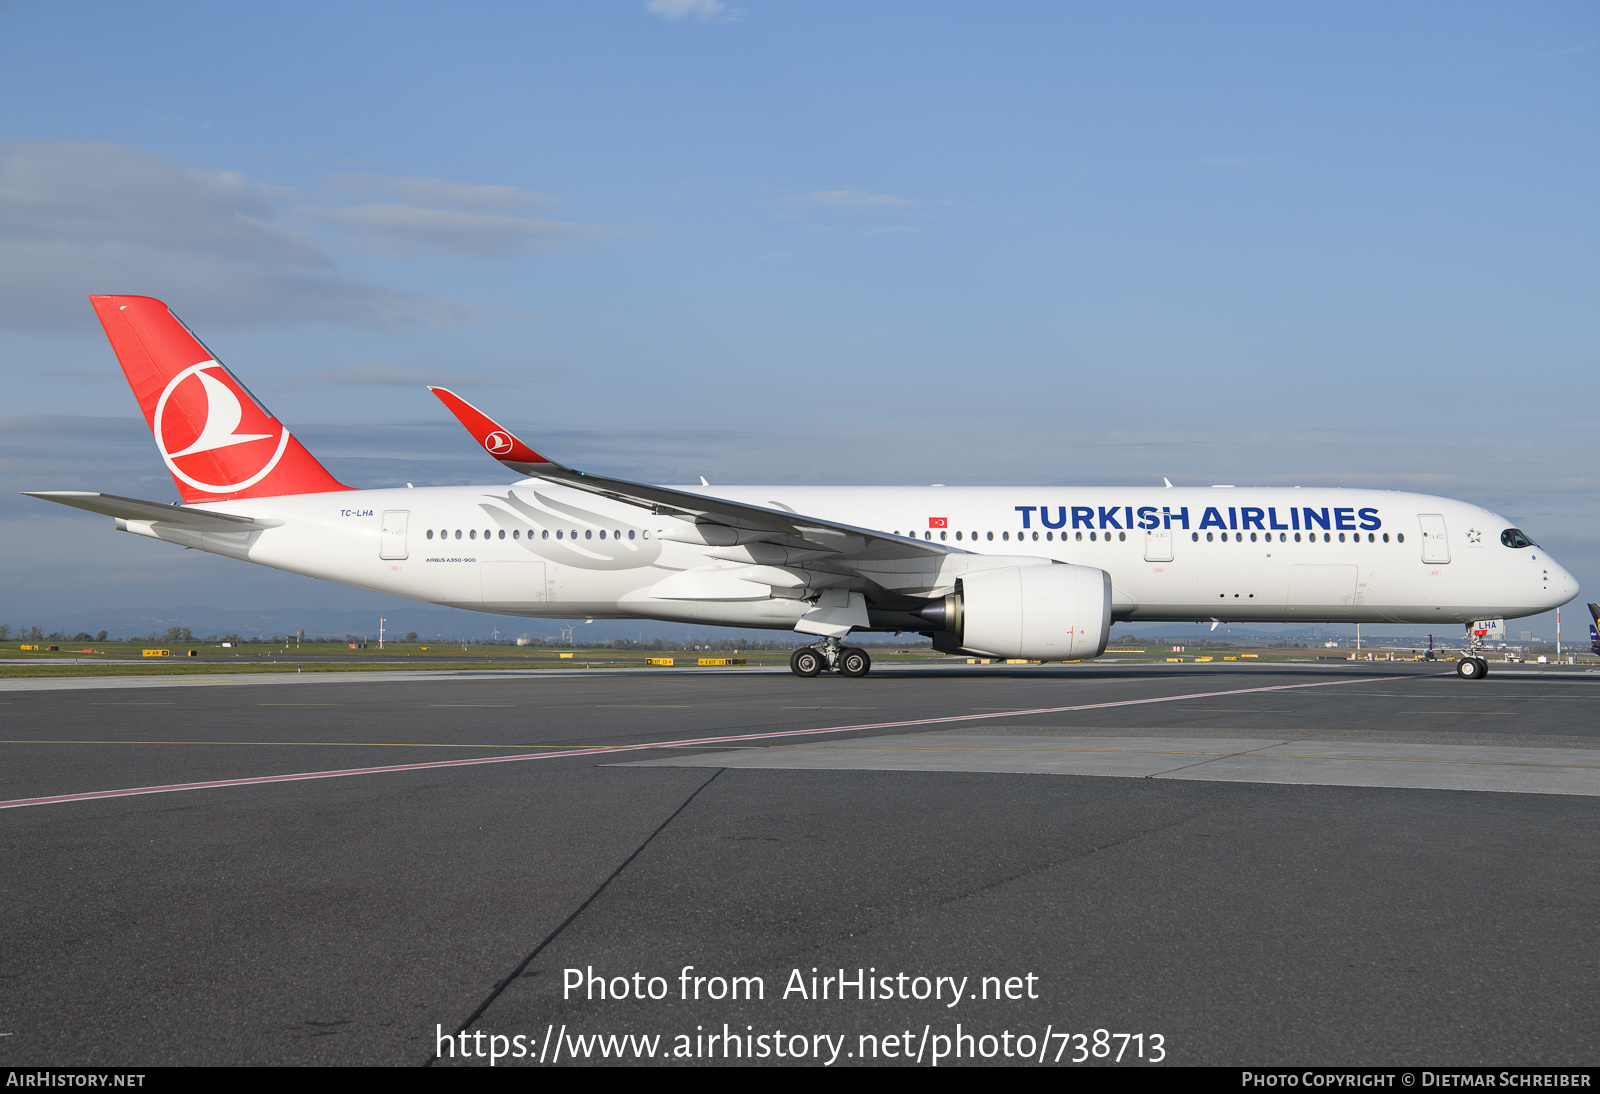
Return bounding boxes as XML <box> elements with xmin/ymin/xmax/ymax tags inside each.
<box><xmin>89</xmin><ymin>295</ymin><xmax>349</xmax><ymax>503</ymax></box>
<box><xmin>1589</xmin><ymin>602</ymin><xmax>1600</xmax><ymax>657</ymax></box>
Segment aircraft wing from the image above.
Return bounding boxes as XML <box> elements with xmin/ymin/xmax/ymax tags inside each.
<box><xmin>429</xmin><ymin>387</ymin><xmax>970</xmax><ymax>583</ymax></box>
<box><xmin>23</xmin><ymin>491</ymin><xmax>281</xmax><ymax>530</ymax></box>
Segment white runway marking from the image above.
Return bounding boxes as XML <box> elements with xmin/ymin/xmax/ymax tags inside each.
<box><xmin>0</xmin><ymin>675</ymin><xmax>1411</xmax><ymax>811</ymax></box>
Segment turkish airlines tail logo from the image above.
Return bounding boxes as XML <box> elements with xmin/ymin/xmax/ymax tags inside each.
<box><xmin>155</xmin><ymin>361</ymin><xmax>291</xmax><ymax>494</ymax></box>
<box><xmin>90</xmin><ymin>295</ymin><xmax>350</xmax><ymax>502</ymax></box>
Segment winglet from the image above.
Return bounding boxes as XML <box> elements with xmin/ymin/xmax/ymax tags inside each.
<box><xmin>429</xmin><ymin>387</ymin><xmax>554</xmax><ymax>469</ymax></box>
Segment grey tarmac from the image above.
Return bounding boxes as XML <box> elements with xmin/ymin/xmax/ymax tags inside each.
<box><xmin>0</xmin><ymin>661</ymin><xmax>1596</xmax><ymax>1066</ymax></box>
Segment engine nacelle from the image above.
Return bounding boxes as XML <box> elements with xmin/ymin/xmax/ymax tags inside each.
<box><xmin>928</xmin><ymin>563</ymin><xmax>1111</xmax><ymax>661</ymax></box>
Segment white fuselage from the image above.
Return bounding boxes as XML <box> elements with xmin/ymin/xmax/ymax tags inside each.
<box><xmin>122</xmin><ymin>483</ymin><xmax>1578</xmax><ymax>631</ymax></box>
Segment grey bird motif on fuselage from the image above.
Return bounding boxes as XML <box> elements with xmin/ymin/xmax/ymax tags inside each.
<box><xmin>478</xmin><ymin>489</ymin><xmax>662</xmax><ymax>570</ymax></box>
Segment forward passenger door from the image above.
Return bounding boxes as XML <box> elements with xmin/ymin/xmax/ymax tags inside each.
<box><xmin>1418</xmin><ymin>514</ymin><xmax>1450</xmax><ymax>564</ymax></box>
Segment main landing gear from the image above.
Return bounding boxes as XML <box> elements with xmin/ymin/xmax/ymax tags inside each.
<box><xmin>790</xmin><ymin>637</ymin><xmax>872</xmax><ymax>678</ymax></box>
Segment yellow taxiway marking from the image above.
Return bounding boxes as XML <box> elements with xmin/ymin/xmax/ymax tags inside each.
<box><xmin>0</xmin><ymin>739</ymin><xmax>567</xmax><ymax>749</ymax></box>
<box><xmin>788</xmin><ymin>743</ymin><xmax>1600</xmax><ymax>771</ymax></box>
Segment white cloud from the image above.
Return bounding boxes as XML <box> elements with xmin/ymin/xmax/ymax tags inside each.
<box><xmin>325</xmin><ymin>174</ymin><xmax>554</xmax><ymax>213</ymax></box>
<box><xmin>276</xmin><ymin>365</ymin><xmax>558</xmax><ymax>390</ymax></box>
<box><xmin>0</xmin><ymin>141</ymin><xmax>476</xmax><ymax>335</ymax></box>
<box><xmin>298</xmin><ymin>203</ymin><xmax>587</xmax><ymax>258</ymax></box>
<box><xmin>645</xmin><ymin>0</ymin><xmax>732</xmax><ymax>22</ymax></box>
<box><xmin>1196</xmin><ymin>155</ymin><xmax>1271</xmax><ymax>168</ymax></box>
<box><xmin>793</xmin><ymin>189</ymin><xmax>919</xmax><ymax>209</ymax></box>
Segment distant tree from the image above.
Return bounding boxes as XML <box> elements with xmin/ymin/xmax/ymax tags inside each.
<box><xmin>205</xmin><ymin>635</ymin><xmax>218</xmax><ymax>642</ymax></box>
<box><xmin>72</xmin><ymin>632</ymin><xmax>92</xmax><ymax>642</ymax></box>
<box><xmin>405</xmin><ymin>632</ymin><xmax>418</xmax><ymax>642</ymax></box>
<box><xmin>95</xmin><ymin>631</ymin><xmax>108</xmax><ymax>642</ymax></box>
<box><xmin>164</xmin><ymin>626</ymin><xmax>193</xmax><ymax>643</ymax></box>
<box><xmin>0</xmin><ymin>624</ymin><xmax>8</xmax><ymax>640</ymax></box>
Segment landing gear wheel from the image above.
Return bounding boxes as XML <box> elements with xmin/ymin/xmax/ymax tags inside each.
<box><xmin>1456</xmin><ymin>657</ymin><xmax>1483</xmax><ymax>680</ymax></box>
<box><xmin>791</xmin><ymin>647</ymin><xmax>824</xmax><ymax>677</ymax></box>
<box><xmin>838</xmin><ymin>647</ymin><xmax>871</xmax><ymax>678</ymax></box>
<box><xmin>1475</xmin><ymin>657</ymin><xmax>1489</xmax><ymax>678</ymax></box>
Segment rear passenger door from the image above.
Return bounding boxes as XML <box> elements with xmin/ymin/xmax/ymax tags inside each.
<box><xmin>380</xmin><ymin>511</ymin><xmax>409</xmax><ymax>560</ymax></box>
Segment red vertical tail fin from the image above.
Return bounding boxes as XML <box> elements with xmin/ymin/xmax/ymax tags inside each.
<box><xmin>89</xmin><ymin>295</ymin><xmax>350</xmax><ymax>502</ymax></box>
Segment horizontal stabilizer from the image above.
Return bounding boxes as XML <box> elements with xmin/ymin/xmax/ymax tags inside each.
<box><xmin>23</xmin><ymin>491</ymin><xmax>279</xmax><ymax>530</ymax></box>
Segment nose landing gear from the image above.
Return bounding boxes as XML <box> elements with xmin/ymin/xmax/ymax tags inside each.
<box><xmin>1456</xmin><ymin>623</ymin><xmax>1490</xmax><ymax>680</ymax></box>
<box><xmin>789</xmin><ymin>636</ymin><xmax>872</xmax><ymax>677</ymax></box>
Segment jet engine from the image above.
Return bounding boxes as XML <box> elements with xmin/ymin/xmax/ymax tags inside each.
<box><xmin>919</xmin><ymin>563</ymin><xmax>1111</xmax><ymax>661</ymax></box>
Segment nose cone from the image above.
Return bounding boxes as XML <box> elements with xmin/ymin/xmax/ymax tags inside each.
<box><xmin>1545</xmin><ymin>555</ymin><xmax>1581</xmax><ymax>609</ymax></box>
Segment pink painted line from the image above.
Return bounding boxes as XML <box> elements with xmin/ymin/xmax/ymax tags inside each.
<box><xmin>0</xmin><ymin>673</ymin><xmax>1420</xmax><ymax>811</ymax></box>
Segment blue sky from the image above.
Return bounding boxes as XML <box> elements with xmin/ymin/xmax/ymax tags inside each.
<box><xmin>1</xmin><ymin>1</ymin><xmax>1595</xmax><ymax>639</ymax></box>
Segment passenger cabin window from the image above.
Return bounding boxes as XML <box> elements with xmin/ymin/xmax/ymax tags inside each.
<box><xmin>1501</xmin><ymin>528</ymin><xmax>1535</xmax><ymax>549</ymax></box>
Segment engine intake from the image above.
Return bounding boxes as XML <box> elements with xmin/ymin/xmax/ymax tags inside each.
<box><xmin>921</xmin><ymin>563</ymin><xmax>1111</xmax><ymax>661</ymax></box>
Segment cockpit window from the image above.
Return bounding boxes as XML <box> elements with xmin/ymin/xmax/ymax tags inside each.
<box><xmin>1500</xmin><ymin>528</ymin><xmax>1536</xmax><ymax>549</ymax></box>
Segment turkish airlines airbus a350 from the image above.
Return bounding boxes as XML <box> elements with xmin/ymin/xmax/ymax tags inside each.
<box><xmin>27</xmin><ymin>296</ymin><xmax>1580</xmax><ymax>680</ymax></box>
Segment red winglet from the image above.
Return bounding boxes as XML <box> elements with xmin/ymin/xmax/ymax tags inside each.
<box><xmin>429</xmin><ymin>387</ymin><xmax>552</xmax><ymax>467</ymax></box>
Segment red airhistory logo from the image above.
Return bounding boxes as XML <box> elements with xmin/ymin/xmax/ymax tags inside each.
<box><xmin>153</xmin><ymin>361</ymin><xmax>290</xmax><ymax>494</ymax></box>
<box><xmin>929</xmin><ymin>517</ymin><xmax>948</xmax><ymax>528</ymax></box>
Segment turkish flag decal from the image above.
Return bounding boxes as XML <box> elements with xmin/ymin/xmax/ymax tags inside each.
<box><xmin>929</xmin><ymin>517</ymin><xmax>948</xmax><ymax>528</ymax></box>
